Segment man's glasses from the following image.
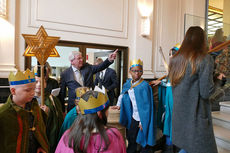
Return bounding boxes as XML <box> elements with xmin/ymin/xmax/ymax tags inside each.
<box><xmin>130</xmin><ymin>70</ymin><xmax>143</xmax><ymax>73</ymax></box>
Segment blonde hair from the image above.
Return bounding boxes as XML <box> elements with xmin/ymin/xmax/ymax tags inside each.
<box><xmin>96</xmin><ymin>58</ymin><xmax>103</xmax><ymax>64</ymax></box>
<box><xmin>45</xmin><ymin>62</ymin><xmax>52</xmax><ymax>76</ymax></box>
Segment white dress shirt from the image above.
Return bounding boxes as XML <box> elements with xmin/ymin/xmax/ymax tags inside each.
<box><xmin>100</xmin><ymin>69</ymin><xmax>106</xmax><ymax>80</ymax></box>
<box><xmin>117</xmin><ymin>79</ymin><xmax>141</xmax><ymax>121</ymax></box>
<box><xmin>72</xmin><ymin>66</ymin><xmax>84</xmax><ymax>86</ymax></box>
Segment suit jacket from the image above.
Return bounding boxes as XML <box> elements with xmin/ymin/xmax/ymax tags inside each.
<box><xmin>94</xmin><ymin>68</ymin><xmax>118</xmax><ymax>105</ymax></box>
<box><xmin>59</xmin><ymin>58</ymin><xmax>113</xmax><ymax>111</ymax></box>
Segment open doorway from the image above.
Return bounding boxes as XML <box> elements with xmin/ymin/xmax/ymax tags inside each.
<box><xmin>26</xmin><ymin>40</ymin><xmax>128</xmax><ymax>98</ymax></box>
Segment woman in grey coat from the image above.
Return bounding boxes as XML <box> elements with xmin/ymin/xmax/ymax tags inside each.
<box><xmin>168</xmin><ymin>26</ymin><xmax>218</xmax><ymax>153</ymax></box>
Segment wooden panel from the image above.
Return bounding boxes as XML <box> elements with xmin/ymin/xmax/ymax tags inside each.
<box><xmin>153</xmin><ymin>0</ymin><xmax>182</xmax><ymax>78</ymax></box>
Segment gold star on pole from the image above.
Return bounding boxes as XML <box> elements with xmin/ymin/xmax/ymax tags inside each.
<box><xmin>22</xmin><ymin>26</ymin><xmax>60</xmax><ymax>65</ymax></box>
<box><xmin>22</xmin><ymin>26</ymin><xmax>60</xmax><ymax>106</ymax></box>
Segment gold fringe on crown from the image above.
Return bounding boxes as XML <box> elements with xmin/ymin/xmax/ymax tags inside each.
<box><xmin>8</xmin><ymin>69</ymin><xmax>35</xmax><ymax>85</ymax></box>
<box><xmin>130</xmin><ymin>59</ymin><xmax>143</xmax><ymax>69</ymax></box>
<box><xmin>78</xmin><ymin>91</ymin><xmax>109</xmax><ymax>115</ymax></box>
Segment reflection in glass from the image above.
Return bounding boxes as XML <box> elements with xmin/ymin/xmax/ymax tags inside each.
<box><xmin>184</xmin><ymin>10</ymin><xmax>230</xmax><ymax>111</ymax></box>
<box><xmin>31</xmin><ymin>46</ymin><xmax>80</xmax><ymax>80</ymax></box>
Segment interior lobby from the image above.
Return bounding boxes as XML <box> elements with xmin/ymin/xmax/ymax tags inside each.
<box><xmin>0</xmin><ymin>0</ymin><xmax>230</xmax><ymax>152</ymax></box>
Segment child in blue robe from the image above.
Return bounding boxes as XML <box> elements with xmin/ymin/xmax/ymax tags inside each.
<box><xmin>152</xmin><ymin>44</ymin><xmax>180</xmax><ymax>153</ymax></box>
<box><xmin>157</xmin><ymin>79</ymin><xmax>174</xmax><ymax>150</ymax></box>
<box><xmin>58</xmin><ymin>87</ymin><xmax>89</xmax><ymax>139</ymax></box>
<box><xmin>114</xmin><ymin>59</ymin><xmax>156</xmax><ymax>153</ymax></box>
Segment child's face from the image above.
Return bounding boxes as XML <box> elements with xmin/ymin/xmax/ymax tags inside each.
<box><xmin>35</xmin><ymin>76</ymin><xmax>47</xmax><ymax>95</ymax></box>
<box><xmin>169</xmin><ymin>49</ymin><xmax>177</xmax><ymax>57</ymax></box>
<box><xmin>11</xmin><ymin>83</ymin><xmax>36</xmax><ymax>103</ymax></box>
<box><xmin>129</xmin><ymin>66</ymin><xmax>143</xmax><ymax>82</ymax></box>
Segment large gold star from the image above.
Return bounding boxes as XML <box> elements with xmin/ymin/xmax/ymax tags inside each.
<box><xmin>22</xmin><ymin>26</ymin><xmax>60</xmax><ymax>65</ymax></box>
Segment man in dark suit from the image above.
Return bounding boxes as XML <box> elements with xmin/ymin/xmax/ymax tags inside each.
<box><xmin>59</xmin><ymin>50</ymin><xmax>118</xmax><ymax>111</ymax></box>
<box><xmin>94</xmin><ymin>58</ymin><xmax>118</xmax><ymax>105</ymax></box>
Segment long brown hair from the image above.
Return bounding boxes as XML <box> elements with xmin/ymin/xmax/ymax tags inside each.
<box><xmin>168</xmin><ymin>26</ymin><xmax>208</xmax><ymax>86</ymax></box>
<box><xmin>66</xmin><ymin>91</ymin><xmax>111</xmax><ymax>153</ymax></box>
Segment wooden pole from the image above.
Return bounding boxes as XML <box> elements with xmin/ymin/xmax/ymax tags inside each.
<box><xmin>41</xmin><ymin>64</ymin><xmax>45</xmax><ymax>106</ymax></box>
<box><xmin>149</xmin><ymin>75</ymin><xmax>167</xmax><ymax>86</ymax></box>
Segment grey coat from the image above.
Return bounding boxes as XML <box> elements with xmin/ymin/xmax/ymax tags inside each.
<box><xmin>172</xmin><ymin>55</ymin><xmax>218</xmax><ymax>153</ymax></box>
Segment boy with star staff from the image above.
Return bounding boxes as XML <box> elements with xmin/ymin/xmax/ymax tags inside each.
<box><xmin>34</xmin><ymin>64</ymin><xmax>64</xmax><ymax>153</ymax></box>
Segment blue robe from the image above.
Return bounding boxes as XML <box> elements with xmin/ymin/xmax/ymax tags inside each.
<box><xmin>157</xmin><ymin>85</ymin><xmax>166</xmax><ymax>130</ymax></box>
<box><xmin>158</xmin><ymin>80</ymin><xmax>173</xmax><ymax>140</ymax></box>
<box><xmin>119</xmin><ymin>79</ymin><xmax>156</xmax><ymax>147</ymax></box>
<box><xmin>58</xmin><ymin>107</ymin><xmax>77</xmax><ymax>139</ymax></box>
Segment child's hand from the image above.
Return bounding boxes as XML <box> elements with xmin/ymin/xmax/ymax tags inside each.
<box><xmin>139</xmin><ymin>123</ymin><xmax>143</xmax><ymax>131</ymax></box>
<box><xmin>40</xmin><ymin>105</ymin><xmax>49</xmax><ymax>115</ymax></box>
<box><xmin>37</xmin><ymin>147</ymin><xmax>46</xmax><ymax>153</ymax></box>
<box><xmin>110</xmin><ymin>106</ymin><xmax>120</xmax><ymax>110</ymax></box>
<box><xmin>149</xmin><ymin>80</ymin><xmax>161</xmax><ymax>87</ymax></box>
<box><xmin>217</xmin><ymin>73</ymin><xmax>226</xmax><ymax>80</ymax></box>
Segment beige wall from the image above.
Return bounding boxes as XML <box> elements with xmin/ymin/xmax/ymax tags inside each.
<box><xmin>209</xmin><ymin>0</ymin><xmax>223</xmax><ymax>9</ymax></box>
<box><xmin>223</xmin><ymin>0</ymin><xmax>230</xmax><ymax>35</ymax></box>
<box><xmin>0</xmin><ymin>0</ymin><xmax>206</xmax><ymax>78</ymax></box>
<box><xmin>0</xmin><ymin>0</ymin><xmax>16</xmax><ymax>78</ymax></box>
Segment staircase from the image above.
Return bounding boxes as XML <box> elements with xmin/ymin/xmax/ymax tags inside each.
<box><xmin>212</xmin><ymin>101</ymin><xmax>230</xmax><ymax>153</ymax></box>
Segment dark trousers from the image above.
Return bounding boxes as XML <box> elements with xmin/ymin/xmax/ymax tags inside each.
<box><xmin>127</xmin><ymin>118</ymin><xmax>152</xmax><ymax>153</ymax></box>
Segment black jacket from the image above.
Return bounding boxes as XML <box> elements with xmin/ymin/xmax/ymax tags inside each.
<box><xmin>59</xmin><ymin>59</ymin><xmax>113</xmax><ymax>111</ymax></box>
<box><xmin>94</xmin><ymin>68</ymin><xmax>118</xmax><ymax>105</ymax></box>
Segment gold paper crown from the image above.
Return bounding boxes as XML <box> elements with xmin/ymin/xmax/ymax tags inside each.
<box><xmin>130</xmin><ymin>59</ymin><xmax>143</xmax><ymax>69</ymax></box>
<box><xmin>78</xmin><ymin>91</ymin><xmax>109</xmax><ymax>115</ymax></box>
<box><xmin>8</xmin><ymin>69</ymin><xmax>35</xmax><ymax>85</ymax></box>
<box><xmin>76</xmin><ymin>87</ymin><xmax>90</xmax><ymax>100</ymax></box>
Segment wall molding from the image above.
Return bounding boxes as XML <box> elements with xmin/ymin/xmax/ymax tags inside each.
<box><xmin>27</xmin><ymin>0</ymin><xmax>129</xmax><ymax>39</ymax></box>
<box><xmin>0</xmin><ymin>64</ymin><xmax>17</xmax><ymax>78</ymax></box>
<box><xmin>153</xmin><ymin>0</ymin><xmax>184</xmax><ymax>78</ymax></box>
<box><xmin>153</xmin><ymin>0</ymin><xmax>166</xmax><ymax>78</ymax></box>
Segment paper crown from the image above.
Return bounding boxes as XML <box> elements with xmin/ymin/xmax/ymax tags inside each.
<box><xmin>76</xmin><ymin>87</ymin><xmax>90</xmax><ymax>100</ymax></box>
<box><xmin>130</xmin><ymin>59</ymin><xmax>143</xmax><ymax>69</ymax></box>
<box><xmin>78</xmin><ymin>90</ymin><xmax>109</xmax><ymax>115</ymax></box>
<box><xmin>8</xmin><ymin>69</ymin><xmax>35</xmax><ymax>85</ymax></box>
<box><xmin>172</xmin><ymin>43</ymin><xmax>180</xmax><ymax>51</ymax></box>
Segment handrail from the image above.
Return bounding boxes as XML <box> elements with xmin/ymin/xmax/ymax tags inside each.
<box><xmin>149</xmin><ymin>40</ymin><xmax>230</xmax><ymax>86</ymax></box>
<box><xmin>0</xmin><ymin>86</ymin><xmax>10</xmax><ymax>88</ymax></box>
<box><xmin>208</xmin><ymin>40</ymin><xmax>230</xmax><ymax>53</ymax></box>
